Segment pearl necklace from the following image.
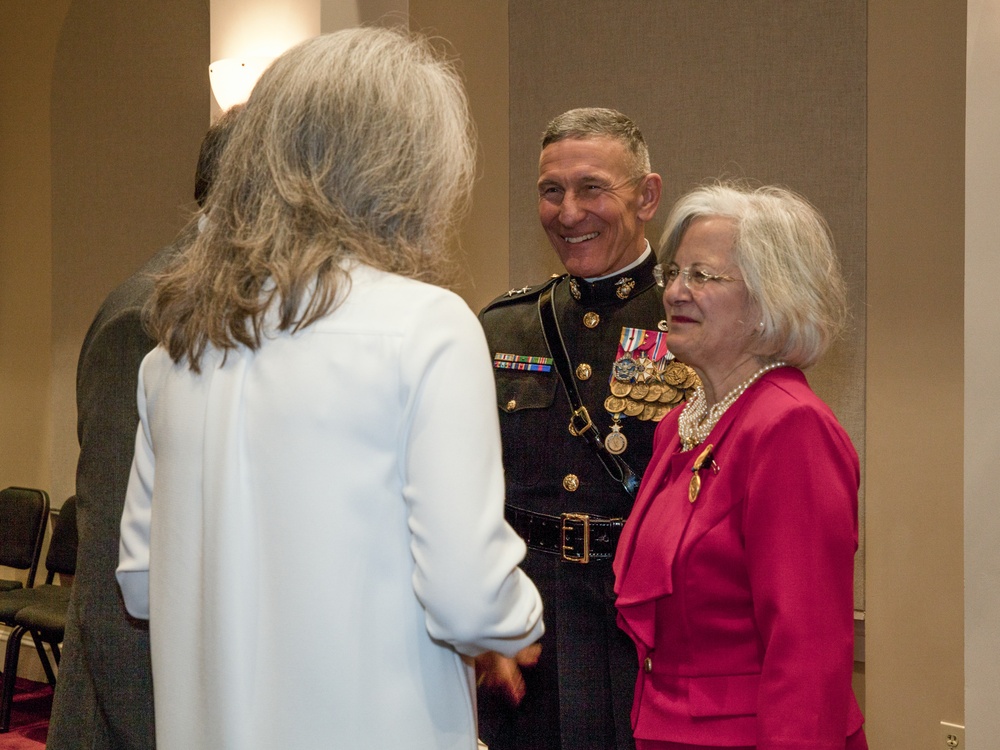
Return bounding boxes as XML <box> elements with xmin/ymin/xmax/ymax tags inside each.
<box><xmin>678</xmin><ymin>361</ymin><xmax>788</xmax><ymax>451</ymax></box>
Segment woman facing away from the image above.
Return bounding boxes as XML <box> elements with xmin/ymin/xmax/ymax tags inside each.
<box><xmin>613</xmin><ymin>182</ymin><xmax>866</xmax><ymax>750</ymax></box>
<box><xmin>116</xmin><ymin>27</ymin><xmax>543</xmax><ymax>750</ymax></box>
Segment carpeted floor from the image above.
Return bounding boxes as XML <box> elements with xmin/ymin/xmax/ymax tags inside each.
<box><xmin>0</xmin><ymin>679</ymin><xmax>51</xmax><ymax>749</ymax></box>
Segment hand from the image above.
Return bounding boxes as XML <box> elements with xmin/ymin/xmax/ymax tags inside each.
<box><xmin>475</xmin><ymin>643</ymin><xmax>542</xmax><ymax>705</ymax></box>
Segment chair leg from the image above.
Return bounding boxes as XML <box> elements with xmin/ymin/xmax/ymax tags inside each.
<box><xmin>27</xmin><ymin>630</ymin><xmax>57</xmax><ymax>687</ymax></box>
<box><xmin>0</xmin><ymin>625</ymin><xmax>27</xmax><ymax>733</ymax></box>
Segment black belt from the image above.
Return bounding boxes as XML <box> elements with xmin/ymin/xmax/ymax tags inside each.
<box><xmin>507</xmin><ymin>504</ymin><xmax>624</xmax><ymax>563</ymax></box>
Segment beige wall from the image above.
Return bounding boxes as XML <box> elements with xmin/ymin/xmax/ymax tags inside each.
<box><xmin>965</xmin><ymin>0</ymin><xmax>1000</xmax><ymax>745</ymax></box>
<box><xmin>0</xmin><ymin>3</ymin><xmax>71</xmax><ymax>492</ymax></box>
<box><xmin>866</xmin><ymin>2</ymin><xmax>966</xmax><ymax>747</ymax></box>
<box><xmin>408</xmin><ymin>0</ymin><xmax>510</xmax><ymax>312</ymax></box>
<box><xmin>48</xmin><ymin>1</ymin><xmax>210</xmax><ymax>509</ymax></box>
<box><xmin>0</xmin><ymin>2</ymin><xmax>208</xmax><ymax>507</ymax></box>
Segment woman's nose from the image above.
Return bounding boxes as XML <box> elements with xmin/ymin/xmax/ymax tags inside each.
<box><xmin>662</xmin><ymin>272</ymin><xmax>689</xmax><ymax>306</ymax></box>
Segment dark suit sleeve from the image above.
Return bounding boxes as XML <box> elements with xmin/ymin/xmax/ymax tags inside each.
<box><xmin>47</xmin><ymin>303</ymin><xmax>158</xmax><ymax>750</ymax></box>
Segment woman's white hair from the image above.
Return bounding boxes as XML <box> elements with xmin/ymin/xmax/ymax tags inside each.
<box><xmin>659</xmin><ymin>181</ymin><xmax>848</xmax><ymax>369</ymax></box>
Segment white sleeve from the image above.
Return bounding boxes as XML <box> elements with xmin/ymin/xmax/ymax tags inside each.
<box><xmin>116</xmin><ymin>358</ymin><xmax>155</xmax><ymax>620</ymax></box>
<box><xmin>402</xmin><ymin>293</ymin><xmax>544</xmax><ymax>658</ymax></box>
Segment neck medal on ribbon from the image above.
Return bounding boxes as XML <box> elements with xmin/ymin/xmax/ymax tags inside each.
<box><xmin>603</xmin><ymin>327</ymin><xmax>700</xmax><ymax>454</ymax></box>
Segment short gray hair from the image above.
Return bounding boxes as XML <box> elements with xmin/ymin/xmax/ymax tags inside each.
<box><xmin>659</xmin><ymin>182</ymin><xmax>848</xmax><ymax>369</ymax></box>
<box><xmin>541</xmin><ymin>108</ymin><xmax>651</xmax><ymax>178</ymax></box>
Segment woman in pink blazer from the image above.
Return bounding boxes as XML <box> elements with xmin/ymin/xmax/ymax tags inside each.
<box><xmin>613</xmin><ymin>183</ymin><xmax>866</xmax><ymax>750</ymax></box>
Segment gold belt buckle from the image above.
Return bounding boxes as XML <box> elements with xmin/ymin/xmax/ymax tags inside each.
<box><xmin>561</xmin><ymin>512</ymin><xmax>590</xmax><ymax>563</ymax></box>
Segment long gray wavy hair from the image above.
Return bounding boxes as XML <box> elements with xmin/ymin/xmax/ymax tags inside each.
<box><xmin>150</xmin><ymin>27</ymin><xmax>476</xmax><ymax>371</ymax></box>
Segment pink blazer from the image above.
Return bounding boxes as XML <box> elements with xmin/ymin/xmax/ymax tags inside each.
<box><xmin>614</xmin><ymin>367</ymin><xmax>864</xmax><ymax>749</ymax></box>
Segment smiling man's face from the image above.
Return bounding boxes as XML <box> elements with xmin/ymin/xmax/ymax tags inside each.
<box><xmin>537</xmin><ymin>136</ymin><xmax>660</xmax><ymax>278</ymax></box>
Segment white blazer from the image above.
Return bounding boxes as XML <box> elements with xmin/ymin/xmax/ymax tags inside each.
<box><xmin>118</xmin><ymin>263</ymin><xmax>544</xmax><ymax>750</ymax></box>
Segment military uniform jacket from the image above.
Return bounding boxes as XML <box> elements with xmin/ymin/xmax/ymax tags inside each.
<box><xmin>477</xmin><ymin>252</ymin><xmax>673</xmax><ymax>750</ymax></box>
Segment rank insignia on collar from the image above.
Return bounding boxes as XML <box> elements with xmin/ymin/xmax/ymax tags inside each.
<box><xmin>615</xmin><ymin>277</ymin><xmax>636</xmax><ymax>300</ymax></box>
<box><xmin>505</xmin><ymin>286</ymin><xmax>531</xmax><ymax>297</ymax></box>
<box><xmin>569</xmin><ymin>278</ymin><xmax>581</xmax><ymax>300</ymax></box>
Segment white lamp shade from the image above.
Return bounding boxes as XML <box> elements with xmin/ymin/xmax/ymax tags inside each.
<box><xmin>209</xmin><ymin>56</ymin><xmax>275</xmax><ymax>110</ymax></box>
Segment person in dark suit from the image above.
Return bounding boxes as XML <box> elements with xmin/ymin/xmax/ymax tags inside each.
<box><xmin>46</xmin><ymin>104</ymin><xmax>242</xmax><ymax>750</ymax></box>
<box><xmin>476</xmin><ymin>108</ymin><xmax>697</xmax><ymax>750</ymax></box>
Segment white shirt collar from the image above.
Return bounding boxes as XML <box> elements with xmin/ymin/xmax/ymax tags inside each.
<box><xmin>584</xmin><ymin>240</ymin><xmax>652</xmax><ymax>282</ymax></box>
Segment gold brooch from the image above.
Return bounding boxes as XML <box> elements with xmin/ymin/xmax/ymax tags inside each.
<box><xmin>689</xmin><ymin>444</ymin><xmax>717</xmax><ymax>503</ymax></box>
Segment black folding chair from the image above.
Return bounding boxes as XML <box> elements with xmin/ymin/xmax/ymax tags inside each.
<box><xmin>0</xmin><ymin>487</ymin><xmax>49</xmax><ymax>592</ymax></box>
<box><xmin>0</xmin><ymin>495</ymin><xmax>78</xmax><ymax>732</ymax></box>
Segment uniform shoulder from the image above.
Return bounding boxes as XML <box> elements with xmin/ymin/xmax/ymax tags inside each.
<box><xmin>478</xmin><ymin>274</ymin><xmax>565</xmax><ymax>318</ymax></box>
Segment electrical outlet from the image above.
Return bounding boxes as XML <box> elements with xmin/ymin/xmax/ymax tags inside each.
<box><xmin>939</xmin><ymin>721</ymin><xmax>964</xmax><ymax>750</ymax></box>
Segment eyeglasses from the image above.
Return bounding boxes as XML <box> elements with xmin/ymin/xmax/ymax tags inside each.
<box><xmin>653</xmin><ymin>263</ymin><xmax>741</xmax><ymax>290</ymax></box>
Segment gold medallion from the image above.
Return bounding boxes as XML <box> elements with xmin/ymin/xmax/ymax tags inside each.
<box><xmin>658</xmin><ymin>385</ymin><xmax>679</xmax><ymax>404</ymax></box>
<box><xmin>605</xmin><ymin>429</ymin><xmax>628</xmax><ymax>455</ymax></box>
<box><xmin>663</xmin><ymin>362</ymin><xmax>687</xmax><ymax>385</ymax></box>
<box><xmin>575</xmin><ymin>363</ymin><xmax>592</xmax><ymax>381</ymax></box>
<box><xmin>583</xmin><ymin>311</ymin><xmax>600</xmax><ymax>328</ymax></box>
<box><xmin>624</xmin><ymin>399</ymin><xmax>645</xmax><ymax>417</ymax></box>
<box><xmin>640</xmin><ymin>403</ymin><xmax>658</xmax><ymax>421</ymax></box>
<box><xmin>643</xmin><ymin>384</ymin><xmax>663</xmax><ymax>402</ymax></box>
<box><xmin>563</xmin><ymin>474</ymin><xmax>580</xmax><ymax>492</ymax></box>
<box><xmin>610</xmin><ymin>380</ymin><xmax>631</xmax><ymax>398</ymax></box>
<box><xmin>603</xmin><ymin>396</ymin><xmax>627</xmax><ymax>414</ymax></box>
<box><xmin>630</xmin><ymin>383</ymin><xmax>650</xmax><ymax>400</ymax></box>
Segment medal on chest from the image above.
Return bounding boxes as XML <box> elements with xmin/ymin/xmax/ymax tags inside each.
<box><xmin>603</xmin><ymin>327</ymin><xmax>700</xmax><ymax>455</ymax></box>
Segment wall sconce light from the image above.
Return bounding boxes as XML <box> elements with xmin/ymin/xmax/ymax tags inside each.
<box><xmin>208</xmin><ymin>57</ymin><xmax>275</xmax><ymax>110</ymax></box>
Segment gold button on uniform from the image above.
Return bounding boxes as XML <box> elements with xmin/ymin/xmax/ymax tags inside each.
<box><xmin>583</xmin><ymin>312</ymin><xmax>600</xmax><ymax>328</ymax></box>
<box><xmin>506</xmin><ymin>399</ymin><xmax>517</xmax><ymax>411</ymax></box>
<box><xmin>575</xmin><ymin>363</ymin><xmax>592</xmax><ymax>381</ymax></box>
<box><xmin>643</xmin><ymin>657</ymin><xmax>653</xmax><ymax>673</ymax></box>
<box><xmin>562</xmin><ymin>474</ymin><xmax>580</xmax><ymax>492</ymax></box>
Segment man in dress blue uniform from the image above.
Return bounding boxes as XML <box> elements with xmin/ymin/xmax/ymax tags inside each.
<box><xmin>477</xmin><ymin>108</ymin><xmax>696</xmax><ymax>750</ymax></box>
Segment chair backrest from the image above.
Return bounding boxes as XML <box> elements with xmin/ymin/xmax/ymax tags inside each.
<box><xmin>0</xmin><ymin>487</ymin><xmax>50</xmax><ymax>588</ymax></box>
<box><xmin>45</xmin><ymin>494</ymin><xmax>79</xmax><ymax>580</ymax></box>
